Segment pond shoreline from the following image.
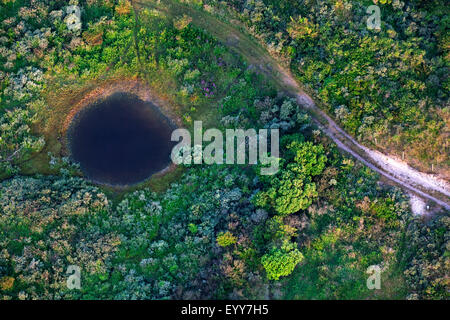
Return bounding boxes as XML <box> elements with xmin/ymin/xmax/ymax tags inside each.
<box><xmin>65</xmin><ymin>81</ymin><xmax>180</xmax><ymax>187</ymax></box>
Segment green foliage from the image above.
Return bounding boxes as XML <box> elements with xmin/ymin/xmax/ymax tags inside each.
<box><xmin>216</xmin><ymin>231</ymin><xmax>237</xmax><ymax>247</ymax></box>
<box><xmin>0</xmin><ymin>0</ymin><xmax>447</xmax><ymax>301</ymax></box>
<box><xmin>404</xmin><ymin>215</ymin><xmax>450</xmax><ymax>300</ymax></box>
<box><xmin>0</xmin><ymin>108</ymin><xmax>45</xmax><ymax>177</ymax></box>
<box><xmin>255</xmin><ymin>138</ymin><xmax>327</xmax><ymax>215</ymax></box>
<box><xmin>0</xmin><ymin>176</ymin><xmax>117</xmax><ymax>300</ymax></box>
<box><xmin>287</xmin><ymin>16</ymin><xmax>318</xmax><ymax>42</ymax></box>
<box><xmin>188</xmin><ymin>223</ymin><xmax>198</xmax><ymax>234</ymax></box>
<box><xmin>261</xmin><ymin>243</ymin><xmax>304</xmax><ymax>281</ymax></box>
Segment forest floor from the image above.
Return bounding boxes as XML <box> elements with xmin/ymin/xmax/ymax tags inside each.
<box><xmin>135</xmin><ymin>0</ymin><xmax>450</xmax><ymax>211</ymax></box>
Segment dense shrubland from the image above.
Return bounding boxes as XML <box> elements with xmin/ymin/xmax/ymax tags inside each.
<box><xmin>0</xmin><ymin>176</ymin><xmax>118</xmax><ymax>299</ymax></box>
<box><xmin>0</xmin><ymin>0</ymin><xmax>448</xmax><ymax>300</ymax></box>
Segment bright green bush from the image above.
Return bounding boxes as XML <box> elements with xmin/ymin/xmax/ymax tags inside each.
<box><xmin>261</xmin><ymin>247</ymin><xmax>304</xmax><ymax>281</ymax></box>
<box><xmin>217</xmin><ymin>231</ymin><xmax>237</xmax><ymax>247</ymax></box>
<box><xmin>255</xmin><ymin>138</ymin><xmax>327</xmax><ymax>215</ymax></box>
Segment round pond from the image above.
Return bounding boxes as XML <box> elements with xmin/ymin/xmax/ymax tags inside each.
<box><xmin>67</xmin><ymin>92</ymin><xmax>176</xmax><ymax>186</ymax></box>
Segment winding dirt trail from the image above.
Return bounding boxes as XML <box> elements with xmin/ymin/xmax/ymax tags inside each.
<box><xmin>137</xmin><ymin>0</ymin><xmax>450</xmax><ymax>210</ymax></box>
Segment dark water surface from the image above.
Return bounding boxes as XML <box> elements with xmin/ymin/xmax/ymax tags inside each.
<box><xmin>67</xmin><ymin>92</ymin><xmax>176</xmax><ymax>186</ymax></box>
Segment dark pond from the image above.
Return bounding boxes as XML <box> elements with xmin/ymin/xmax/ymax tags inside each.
<box><xmin>67</xmin><ymin>92</ymin><xmax>176</xmax><ymax>186</ymax></box>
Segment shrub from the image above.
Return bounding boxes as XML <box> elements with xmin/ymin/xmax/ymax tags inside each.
<box><xmin>255</xmin><ymin>138</ymin><xmax>327</xmax><ymax>215</ymax></box>
<box><xmin>217</xmin><ymin>231</ymin><xmax>237</xmax><ymax>247</ymax></box>
<box><xmin>261</xmin><ymin>247</ymin><xmax>304</xmax><ymax>281</ymax></box>
<box><xmin>115</xmin><ymin>0</ymin><xmax>132</xmax><ymax>16</ymax></box>
<box><xmin>0</xmin><ymin>276</ymin><xmax>14</xmax><ymax>291</ymax></box>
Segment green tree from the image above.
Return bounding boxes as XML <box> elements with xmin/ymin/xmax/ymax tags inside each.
<box><xmin>217</xmin><ymin>231</ymin><xmax>237</xmax><ymax>247</ymax></box>
<box><xmin>287</xmin><ymin>16</ymin><xmax>318</xmax><ymax>42</ymax></box>
<box><xmin>261</xmin><ymin>242</ymin><xmax>304</xmax><ymax>281</ymax></box>
<box><xmin>255</xmin><ymin>138</ymin><xmax>327</xmax><ymax>215</ymax></box>
<box><xmin>0</xmin><ymin>108</ymin><xmax>45</xmax><ymax>177</ymax></box>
